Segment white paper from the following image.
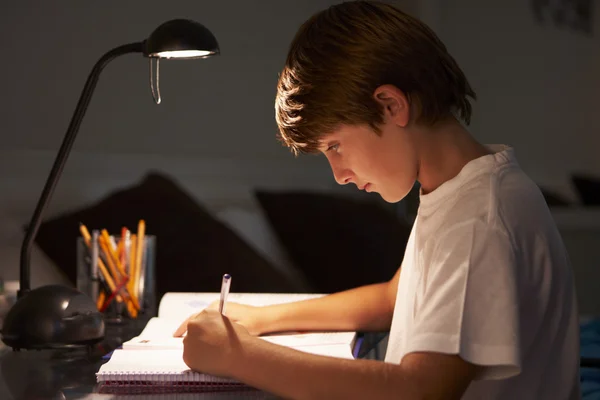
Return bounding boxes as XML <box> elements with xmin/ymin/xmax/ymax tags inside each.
<box><xmin>123</xmin><ymin>318</ymin><xmax>355</xmax><ymax>359</ymax></box>
<box><xmin>157</xmin><ymin>292</ymin><xmax>325</xmax><ymax>322</ymax></box>
<box><xmin>261</xmin><ymin>331</ymin><xmax>356</xmax><ymax>347</ymax></box>
<box><xmin>122</xmin><ymin>293</ymin><xmax>356</xmax><ymax>359</ymax></box>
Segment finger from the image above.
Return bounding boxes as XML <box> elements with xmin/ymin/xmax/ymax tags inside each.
<box><xmin>173</xmin><ymin>316</ymin><xmax>191</xmax><ymax>337</ymax></box>
<box><xmin>174</xmin><ymin>310</ymin><xmax>207</xmax><ymax>336</ymax></box>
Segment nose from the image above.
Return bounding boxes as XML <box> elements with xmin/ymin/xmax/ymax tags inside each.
<box><xmin>330</xmin><ymin>162</ymin><xmax>353</xmax><ymax>185</ymax></box>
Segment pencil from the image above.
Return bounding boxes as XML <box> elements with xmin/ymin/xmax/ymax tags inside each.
<box><xmin>133</xmin><ymin>220</ymin><xmax>145</xmax><ymax>307</ymax></box>
<box><xmin>96</xmin><ymin>291</ymin><xmax>106</xmax><ymax>311</ymax></box>
<box><xmin>123</xmin><ymin>228</ymin><xmax>131</xmax><ymax>275</ymax></box>
<box><xmin>98</xmin><ymin>237</ymin><xmax>117</xmax><ymax>280</ymax></box>
<box><xmin>101</xmin><ymin>229</ymin><xmax>127</xmax><ymax>278</ymax></box>
<box><xmin>127</xmin><ymin>234</ymin><xmax>138</xmax><ymax>306</ymax></box>
<box><xmin>79</xmin><ymin>224</ymin><xmax>122</xmax><ymax>304</ymax></box>
<box><xmin>119</xmin><ymin>227</ymin><xmax>127</xmax><ymax>273</ymax></box>
<box><xmin>80</xmin><ymin>223</ymin><xmax>140</xmax><ymax>313</ymax></box>
<box><xmin>100</xmin><ymin>275</ymin><xmax>130</xmax><ymax>313</ymax></box>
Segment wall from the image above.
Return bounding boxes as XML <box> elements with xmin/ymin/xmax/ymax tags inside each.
<box><xmin>0</xmin><ymin>0</ymin><xmax>415</xmax><ymax>161</ymax></box>
<box><xmin>1</xmin><ymin>1</ymin><xmax>345</xmax><ymax>159</ymax></box>
<box><xmin>0</xmin><ymin>1</ymin><xmax>416</xmax><ymax>288</ymax></box>
<box><xmin>432</xmin><ymin>0</ymin><xmax>600</xmax><ymax>201</ymax></box>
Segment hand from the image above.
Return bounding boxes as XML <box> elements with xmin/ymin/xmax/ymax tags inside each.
<box><xmin>182</xmin><ymin>309</ymin><xmax>251</xmax><ymax>378</ymax></box>
<box><xmin>174</xmin><ymin>301</ymin><xmax>265</xmax><ymax>337</ymax></box>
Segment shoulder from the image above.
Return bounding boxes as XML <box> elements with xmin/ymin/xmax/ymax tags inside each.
<box><xmin>417</xmin><ymin>145</ymin><xmax>559</xmax><ymax>256</ymax></box>
<box><xmin>428</xmin><ymin>153</ymin><xmax>546</xmax><ymax>238</ymax></box>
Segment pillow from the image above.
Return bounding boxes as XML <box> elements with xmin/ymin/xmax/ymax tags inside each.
<box><xmin>35</xmin><ymin>172</ymin><xmax>298</xmax><ymax>303</ymax></box>
<box><xmin>572</xmin><ymin>174</ymin><xmax>600</xmax><ymax>206</ymax></box>
<box><xmin>539</xmin><ymin>187</ymin><xmax>571</xmax><ymax>207</ymax></box>
<box><xmin>254</xmin><ymin>190</ymin><xmax>412</xmax><ymax>293</ymax></box>
<box><xmin>215</xmin><ymin>206</ymin><xmax>312</xmax><ymax>292</ymax></box>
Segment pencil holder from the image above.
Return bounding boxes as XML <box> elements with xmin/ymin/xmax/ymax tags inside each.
<box><xmin>76</xmin><ymin>232</ymin><xmax>156</xmax><ymax>323</ymax></box>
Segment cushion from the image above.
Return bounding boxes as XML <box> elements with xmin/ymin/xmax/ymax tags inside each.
<box><xmin>254</xmin><ymin>190</ymin><xmax>412</xmax><ymax>293</ymax></box>
<box><xmin>215</xmin><ymin>206</ymin><xmax>311</xmax><ymax>292</ymax></box>
<box><xmin>35</xmin><ymin>172</ymin><xmax>298</xmax><ymax>304</ymax></box>
<box><xmin>572</xmin><ymin>174</ymin><xmax>600</xmax><ymax>206</ymax></box>
<box><xmin>539</xmin><ymin>187</ymin><xmax>572</xmax><ymax>207</ymax></box>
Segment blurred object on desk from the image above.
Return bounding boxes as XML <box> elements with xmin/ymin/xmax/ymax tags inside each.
<box><xmin>0</xmin><ymin>279</ymin><xmax>18</xmax><ymax>330</ymax></box>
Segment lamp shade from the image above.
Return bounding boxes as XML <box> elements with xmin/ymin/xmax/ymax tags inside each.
<box><xmin>144</xmin><ymin>19</ymin><xmax>220</xmax><ymax>59</ymax></box>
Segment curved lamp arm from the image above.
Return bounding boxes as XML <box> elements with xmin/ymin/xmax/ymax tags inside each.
<box><xmin>19</xmin><ymin>42</ymin><xmax>144</xmax><ymax>298</ymax></box>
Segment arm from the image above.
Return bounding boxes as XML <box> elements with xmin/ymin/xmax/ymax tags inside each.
<box><xmin>259</xmin><ymin>266</ymin><xmax>401</xmax><ymax>333</ymax></box>
<box><xmin>236</xmin><ymin>339</ymin><xmax>475</xmax><ymax>400</ymax></box>
<box><xmin>174</xmin><ymin>266</ymin><xmax>401</xmax><ymax>337</ymax></box>
<box><xmin>182</xmin><ymin>310</ymin><xmax>476</xmax><ymax>400</ymax></box>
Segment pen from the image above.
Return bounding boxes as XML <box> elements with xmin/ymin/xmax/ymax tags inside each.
<box><xmin>91</xmin><ymin>230</ymin><xmax>100</xmax><ymax>303</ymax></box>
<box><xmin>218</xmin><ymin>274</ymin><xmax>231</xmax><ymax>315</ymax></box>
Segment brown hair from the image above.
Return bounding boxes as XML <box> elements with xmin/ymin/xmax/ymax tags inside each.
<box><xmin>275</xmin><ymin>0</ymin><xmax>476</xmax><ymax>155</ymax></box>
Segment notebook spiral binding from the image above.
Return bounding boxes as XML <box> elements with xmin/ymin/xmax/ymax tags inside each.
<box><xmin>97</xmin><ymin>370</ymin><xmax>251</xmax><ymax>394</ymax></box>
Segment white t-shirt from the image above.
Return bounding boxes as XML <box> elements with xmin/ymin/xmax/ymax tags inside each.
<box><xmin>385</xmin><ymin>145</ymin><xmax>580</xmax><ymax>399</ymax></box>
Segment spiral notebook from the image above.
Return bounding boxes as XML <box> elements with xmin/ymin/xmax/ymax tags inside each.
<box><xmin>97</xmin><ymin>292</ymin><xmax>357</xmax><ymax>394</ymax></box>
<box><xmin>96</xmin><ymin>348</ymin><xmax>251</xmax><ymax>393</ymax></box>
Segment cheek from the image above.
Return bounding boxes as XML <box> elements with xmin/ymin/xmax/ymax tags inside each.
<box><xmin>380</xmin><ymin>146</ymin><xmax>413</xmax><ymax>177</ymax></box>
<box><xmin>380</xmin><ymin>151</ymin><xmax>417</xmax><ymax>201</ymax></box>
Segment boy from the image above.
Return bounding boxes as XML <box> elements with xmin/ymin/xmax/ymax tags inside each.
<box><xmin>175</xmin><ymin>1</ymin><xmax>580</xmax><ymax>398</ymax></box>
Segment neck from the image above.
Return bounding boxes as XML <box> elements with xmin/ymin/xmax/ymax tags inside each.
<box><xmin>414</xmin><ymin>117</ymin><xmax>490</xmax><ymax>194</ymax></box>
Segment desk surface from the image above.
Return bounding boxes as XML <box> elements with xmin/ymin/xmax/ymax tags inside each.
<box><xmin>0</xmin><ymin>318</ymin><xmax>386</xmax><ymax>400</ymax></box>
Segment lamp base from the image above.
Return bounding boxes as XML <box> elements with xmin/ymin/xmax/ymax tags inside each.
<box><xmin>1</xmin><ymin>285</ymin><xmax>105</xmax><ymax>350</ymax></box>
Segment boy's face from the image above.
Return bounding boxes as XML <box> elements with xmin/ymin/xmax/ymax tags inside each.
<box><xmin>319</xmin><ymin>121</ymin><xmax>417</xmax><ymax>203</ymax></box>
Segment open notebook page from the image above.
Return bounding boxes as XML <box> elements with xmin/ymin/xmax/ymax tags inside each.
<box><xmin>157</xmin><ymin>292</ymin><xmax>324</xmax><ymax>322</ymax></box>
<box><xmin>122</xmin><ymin>317</ymin><xmax>356</xmax><ymax>359</ymax></box>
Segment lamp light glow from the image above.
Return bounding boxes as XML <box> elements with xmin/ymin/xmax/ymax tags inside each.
<box><xmin>153</xmin><ymin>50</ymin><xmax>215</xmax><ymax>59</ymax></box>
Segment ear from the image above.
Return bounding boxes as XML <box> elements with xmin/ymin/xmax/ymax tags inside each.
<box><xmin>373</xmin><ymin>85</ymin><xmax>410</xmax><ymax>127</ymax></box>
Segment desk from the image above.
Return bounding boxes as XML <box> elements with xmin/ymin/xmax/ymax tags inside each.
<box><xmin>0</xmin><ymin>318</ymin><xmax>149</xmax><ymax>400</ymax></box>
<box><xmin>0</xmin><ymin>318</ymin><xmax>387</xmax><ymax>399</ymax></box>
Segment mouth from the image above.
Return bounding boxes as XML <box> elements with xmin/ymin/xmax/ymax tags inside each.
<box><xmin>359</xmin><ymin>183</ymin><xmax>372</xmax><ymax>192</ymax></box>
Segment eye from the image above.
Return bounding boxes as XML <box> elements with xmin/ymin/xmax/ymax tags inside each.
<box><xmin>327</xmin><ymin>143</ymin><xmax>340</xmax><ymax>152</ymax></box>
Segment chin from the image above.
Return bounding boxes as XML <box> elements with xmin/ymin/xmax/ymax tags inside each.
<box><xmin>382</xmin><ymin>196</ymin><xmax>403</xmax><ymax>204</ymax></box>
<box><xmin>379</xmin><ymin>187</ymin><xmax>413</xmax><ymax>204</ymax></box>
<box><xmin>378</xmin><ymin>193</ymin><xmax>401</xmax><ymax>203</ymax></box>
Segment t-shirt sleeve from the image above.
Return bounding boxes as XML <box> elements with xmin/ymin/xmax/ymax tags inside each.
<box><xmin>404</xmin><ymin>218</ymin><xmax>521</xmax><ymax>380</ymax></box>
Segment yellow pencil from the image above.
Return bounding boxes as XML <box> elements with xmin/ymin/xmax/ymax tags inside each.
<box><xmin>99</xmin><ymin>235</ymin><xmax>140</xmax><ymax>312</ymax></box>
<box><xmin>128</xmin><ymin>234</ymin><xmax>138</xmax><ymax>305</ymax></box>
<box><xmin>98</xmin><ymin>236</ymin><xmax>121</xmax><ymax>282</ymax></box>
<box><xmin>133</xmin><ymin>220</ymin><xmax>145</xmax><ymax>308</ymax></box>
<box><xmin>80</xmin><ymin>224</ymin><xmax>139</xmax><ymax>313</ymax></box>
<box><xmin>96</xmin><ymin>290</ymin><xmax>106</xmax><ymax>311</ymax></box>
<box><xmin>101</xmin><ymin>229</ymin><xmax>128</xmax><ymax>278</ymax></box>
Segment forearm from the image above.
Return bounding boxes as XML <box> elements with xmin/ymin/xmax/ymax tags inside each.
<box><xmin>232</xmin><ymin>337</ymin><xmax>414</xmax><ymax>400</ymax></box>
<box><xmin>260</xmin><ymin>282</ymin><xmax>396</xmax><ymax>334</ymax></box>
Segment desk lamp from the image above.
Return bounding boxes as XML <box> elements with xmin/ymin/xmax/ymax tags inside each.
<box><xmin>1</xmin><ymin>19</ymin><xmax>220</xmax><ymax>350</ymax></box>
